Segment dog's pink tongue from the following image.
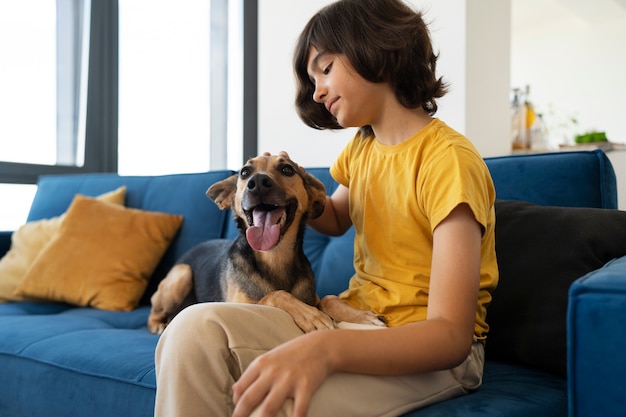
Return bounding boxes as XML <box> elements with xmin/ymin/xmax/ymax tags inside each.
<box><xmin>246</xmin><ymin>207</ymin><xmax>284</xmax><ymax>251</ymax></box>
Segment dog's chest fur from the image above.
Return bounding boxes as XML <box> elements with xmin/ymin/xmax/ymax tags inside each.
<box><xmin>221</xmin><ymin>236</ymin><xmax>317</xmax><ymax>305</ymax></box>
<box><xmin>188</xmin><ymin>237</ymin><xmax>317</xmax><ymax>307</ymax></box>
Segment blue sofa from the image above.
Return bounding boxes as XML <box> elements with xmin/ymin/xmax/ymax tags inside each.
<box><xmin>1</xmin><ymin>149</ymin><xmax>625</xmax><ymax>417</ymax></box>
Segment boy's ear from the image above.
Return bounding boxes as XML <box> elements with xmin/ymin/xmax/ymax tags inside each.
<box><xmin>206</xmin><ymin>175</ymin><xmax>238</xmax><ymax>210</ymax></box>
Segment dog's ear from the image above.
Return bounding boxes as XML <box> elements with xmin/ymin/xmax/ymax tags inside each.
<box><xmin>304</xmin><ymin>172</ymin><xmax>327</xmax><ymax>219</ymax></box>
<box><xmin>206</xmin><ymin>175</ymin><xmax>238</xmax><ymax>210</ymax></box>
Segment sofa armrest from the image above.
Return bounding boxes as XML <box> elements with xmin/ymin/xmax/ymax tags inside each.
<box><xmin>0</xmin><ymin>231</ymin><xmax>12</xmax><ymax>258</ymax></box>
<box><xmin>568</xmin><ymin>255</ymin><xmax>626</xmax><ymax>417</ymax></box>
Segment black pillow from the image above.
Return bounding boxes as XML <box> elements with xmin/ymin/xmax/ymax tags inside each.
<box><xmin>487</xmin><ymin>200</ymin><xmax>626</xmax><ymax>376</ymax></box>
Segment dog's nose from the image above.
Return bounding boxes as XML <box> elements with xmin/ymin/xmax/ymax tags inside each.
<box><xmin>247</xmin><ymin>174</ymin><xmax>273</xmax><ymax>194</ymax></box>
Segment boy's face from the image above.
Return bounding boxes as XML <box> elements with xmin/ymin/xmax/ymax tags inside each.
<box><xmin>306</xmin><ymin>46</ymin><xmax>390</xmax><ymax>129</ymax></box>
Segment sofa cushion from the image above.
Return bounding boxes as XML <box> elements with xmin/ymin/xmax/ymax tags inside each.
<box><xmin>15</xmin><ymin>195</ymin><xmax>183</xmax><ymax>311</ymax></box>
<box><xmin>488</xmin><ymin>200</ymin><xmax>626</xmax><ymax>375</ymax></box>
<box><xmin>0</xmin><ymin>186</ymin><xmax>126</xmax><ymax>302</ymax></box>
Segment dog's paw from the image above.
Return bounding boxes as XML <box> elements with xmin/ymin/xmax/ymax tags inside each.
<box><xmin>148</xmin><ymin>322</ymin><xmax>166</xmax><ymax>335</ymax></box>
<box><xmin>319</xmin><ymin>295</ymin><xmax>387</xmax><ymax>328</ymax></box>
<box><xmin>147</xmin><ymin>314</ymin><xmax>168</xmax><ymax>335</ymax></box>
<box><xmin>350</xmin><ymin>311</ymin><xmax>387</xmax><ymax>327</ymax></box>
<box><xmin>292</xmin><ymin>305</ymin><xmax>335</xmax><ymax>333</ymax></box>
<box><xmin>259</xmin><ymin>290</ymin><xmax>334</xmax><ymax>333</ymax></box>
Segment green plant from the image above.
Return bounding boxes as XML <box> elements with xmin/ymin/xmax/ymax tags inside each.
<box><xmin>574</xmin><ymin>131</ymin><xmax>608</xmax><ymax>144</ymax></box>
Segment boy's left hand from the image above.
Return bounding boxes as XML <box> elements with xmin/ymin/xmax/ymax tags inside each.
<box><xmin>232</xmin><ymin>330</ymin><xmax>333</xmax><ymax>417</ymax></box>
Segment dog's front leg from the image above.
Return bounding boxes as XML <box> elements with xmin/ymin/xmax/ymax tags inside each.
<box><xmin>259</xmin><ymin>290</ymin><xmax>334</xmax><ymax>333</ymax></box>
<box><xmin>319</xmin><ymin>295</ymin><xmax>387</xmax><ymax>327</ymax></box>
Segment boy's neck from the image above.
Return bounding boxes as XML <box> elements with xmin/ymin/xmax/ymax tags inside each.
<box><xmin>371</xmin><ymin>106</ymin><xmax>433</xmax><ymax>146</ymax></box>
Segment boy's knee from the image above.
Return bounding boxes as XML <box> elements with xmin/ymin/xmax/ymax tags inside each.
<box><xmin>157</xmin><ymin>303</ymin><xmax>232</xmax><ymax>352</ymax></box>
<box><xmin>158</xmin><ymin>302</ymin><xmax>301</xmax><ymax>352</ymax></box>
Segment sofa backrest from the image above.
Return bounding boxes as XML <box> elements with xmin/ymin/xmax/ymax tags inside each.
<box><xmin>484</xmin><ymin>149</ymin><xmax>617</xmax><ymax>209</ymax></box>
<box><xmin>27</xmin><ymin>149</ymin><xmax>617</xmax><ymax>305</ymax></box>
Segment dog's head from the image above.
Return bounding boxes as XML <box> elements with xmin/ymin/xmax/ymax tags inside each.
<box><xmin>207</xmin><ymin>154</ymin><xmax>326</xmax><ymax>251</ymax></box>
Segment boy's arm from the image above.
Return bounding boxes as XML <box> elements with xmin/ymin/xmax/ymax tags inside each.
<box><xmin>324</xmin><ymin>203</ymin><xmax>481</xmax><ymax>374</ymax></box>
<box><xmin>267</xmin><ymin>150</ymin><xmax>351</xmax><ymax>236</ymax></box>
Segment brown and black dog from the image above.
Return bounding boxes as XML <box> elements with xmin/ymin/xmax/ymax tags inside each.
<box><xmin>147</xmin><ymin>154</ymin><xmax>385</xmax><ymax>334</ymax></box>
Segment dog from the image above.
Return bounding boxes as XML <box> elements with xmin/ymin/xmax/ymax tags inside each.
<box><xmin>147</xmin><ymin>154</ymin><xmax>386</xmax><ymax>334</ymax></box>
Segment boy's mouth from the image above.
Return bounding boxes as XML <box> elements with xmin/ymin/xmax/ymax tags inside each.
<box><xmin>326</xmin><ymin>97</ymin><xmax>338</xmax><ymax>115</ymax></box>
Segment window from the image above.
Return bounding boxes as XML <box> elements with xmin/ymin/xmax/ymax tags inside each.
<box><xmin>0</xmin><ymin>184</ymin><xmax>37</xmax><ymax>230</ymax></box>
<box><xmin>0</xmin><ymin>2</ymin><xmax>58</xmax><ymax>166</ymax></box>
<box><xmin>0</xmin><ymin>0</ymin><xmax>92</xmax><ymax>230</ymax></box>
<box><xmin>1</xmin><ymin>0</ymin><xmax>255</xmax><ymax>230</ymax></box>
<box><xmin>118</xmin><ymin>0</ymin><xmax>212</xmax><ymax>175</ymax></box>
<box><xmin>0</xmin><ymin>0</ymin><xmax>115</xmax><ymax>185</ymax></box>
<box><xmin>117</xmin><ymin>0</ymin><xmax>251</xmax><ymax>175</ymax></box>
<box><xmin>0</xmin><ymin>0</ymin><xmax>90</xmax><ymax>167</ymax></box>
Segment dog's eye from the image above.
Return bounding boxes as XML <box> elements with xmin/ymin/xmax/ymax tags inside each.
<box><xmin>280</xmin><ymin>164</ymin><xmax>295</xmax><ymax>176</ymax></box>
<box><xmin>240</xmin><ymin>167</ymin><xmax>252</xmax><ymax>178</ymax></box>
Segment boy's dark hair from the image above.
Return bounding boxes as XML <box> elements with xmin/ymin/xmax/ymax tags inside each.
<box><xmin>294</xmin><ymin>0</ymin><xmax>447</xmax><ymax>137</ymax></box>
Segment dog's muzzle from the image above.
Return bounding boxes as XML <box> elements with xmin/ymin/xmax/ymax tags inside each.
<box><xmin>242</xmin><ymin>173</ymin><xmax>292</xmax><ymax>252</ymax></box>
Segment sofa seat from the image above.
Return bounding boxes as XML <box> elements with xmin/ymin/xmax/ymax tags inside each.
<box><xmin>0</xmin><ymin>302</ymin><xmax>157</xmax><ymax>417</ymax></box>
<box><xmin>416</xmin><ymin>361</ymin><xmax>567</xmax><ymax>417</ymax></box>
<box><xmin>0</xmin><ymin>301</ymin><xmax>567</xmax><ymax>417</ymax></box>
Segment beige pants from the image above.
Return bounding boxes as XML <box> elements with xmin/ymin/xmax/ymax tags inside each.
<box><xmin>154</xmin><ymin>303</ymin><xmax>484</xmax><ymax>417</ymax></box>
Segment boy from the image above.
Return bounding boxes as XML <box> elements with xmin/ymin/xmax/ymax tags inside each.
<box><xmin>155</xmin><ymin>1</ymin><xmax>497</xmax><ymax>416</ymax></box>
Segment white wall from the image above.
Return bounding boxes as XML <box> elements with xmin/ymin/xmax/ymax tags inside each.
<box><xmin>464</xmin><ymin>1</ymin><xmax>511</xmax><ymax>157</ymax></box>
<box><xmin>511</xmin><ymin>0</ymin><xmax>626</xmax><ymax>146</ymax></box>
<box><xmin>257</xmin><ymin>0</ymin><xmax>512</xmax><ymax>168</ymax></box>
<box><xmin>511</xmin><ymin>0</ymin><xmax>626</xmax><ymax>209</ymax></box>
<box><xmin>257</xmin><ymin>1</ymin><xmax>352</xmax><ymax>168</ymax></box>
<box><xmin>420</xmin><ymin>0</ymin><xmax>512</xmax><ymax>158</ymax></box>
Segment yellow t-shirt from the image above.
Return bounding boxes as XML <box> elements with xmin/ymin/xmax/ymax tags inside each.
<box><xmin>330</xmin><ymin>119</ymin><xmax>498</xmax><ymax>339</ymax></box>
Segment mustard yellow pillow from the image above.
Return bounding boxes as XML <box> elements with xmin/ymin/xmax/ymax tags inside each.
<box><xmin>15</xmin><ymin>195</ymin><xmax>184</xmax><ymax>311</ymax></box>
<box><xmin>0</xmin><ymin>186</ymin><xmax>126</xmax><ymax>302</ymax></box>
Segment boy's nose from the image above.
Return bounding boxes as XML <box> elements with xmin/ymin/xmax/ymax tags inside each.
<box><xmin>313</xmin><ymin>84</ymin><xmax>327</xmax><ymax>103</ymax></box>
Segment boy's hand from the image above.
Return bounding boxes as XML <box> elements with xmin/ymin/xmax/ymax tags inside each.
<box><xmin>262</xmin><ymin>151</ymin><xmax>289</xmax><ymax>159</ymax></box>
<box><xmin>231</xmin><ymin>330</ymin><xmax>333</xmax><ymax>417</ymax></box>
